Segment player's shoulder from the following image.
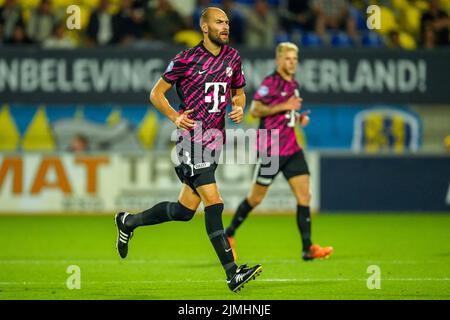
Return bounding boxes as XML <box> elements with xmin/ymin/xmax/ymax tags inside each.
<box><xmin>173</xmin><ymin>44</ymin><xmax>205</xmax><ymax>63</ymax></box>
<box><xmin>222</xmin><ymin>44</ymin><xmax>242</xmax><ymax>60</ymax></box>
<box><xmin>261</xmin><ymin>71</ymin><xmax>278</xmax><ymax>85</ymax></box>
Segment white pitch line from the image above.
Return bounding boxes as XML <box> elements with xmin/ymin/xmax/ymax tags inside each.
<box><xmin>0</xmin><ymin>259</ymin><xmax>444</xmax><ymax>265</ymax></box>
<box><xmin>1</xmin><ymin>278</ymin><xmax>449</xmax><ymax>287</ymax></box>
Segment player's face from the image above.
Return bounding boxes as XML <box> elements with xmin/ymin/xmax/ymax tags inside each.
<box><xmin>277</xmin><ymin>50</ymin><xmax>298</xmax><ymax>76</ymax></box>
<box><xmin>206</xmin><ymin>12</ymin><xmax>230</xmax><ymax>46</ymax></box>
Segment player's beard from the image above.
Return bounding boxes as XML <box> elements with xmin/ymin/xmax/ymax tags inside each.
<box><xmin>208</xmin><ymin>31</ymin><xmax>229</xmax><ymax>46</ymax></box>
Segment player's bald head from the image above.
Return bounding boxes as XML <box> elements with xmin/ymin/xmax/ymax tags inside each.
<box><xmin>199</xmin><ymin>7</ymin><xmax>227</xmax><ymax>29</ymax></box>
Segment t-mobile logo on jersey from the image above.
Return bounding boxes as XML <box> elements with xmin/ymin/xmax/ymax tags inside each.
<box><xmin>205</xmin><ymin>82</ymin><xmax>227</xmax><ymax>113</ymax></box>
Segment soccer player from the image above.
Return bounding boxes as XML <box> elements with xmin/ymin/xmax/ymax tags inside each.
<box><xmin>225</xmin><ymin>42</ymin><xmax>333</xmax><ymax>261</ymax></box>
<box><xmin>114</xmin><ymin>7</ymin><xmax>262</xmax><ymax>292</ymax></box>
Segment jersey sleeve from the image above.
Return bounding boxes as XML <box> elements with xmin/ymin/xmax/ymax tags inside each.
<box><xmin>231</xmin><ymin>55</ymin><xmax>246</xmax><ymax>89</ymax></box>
<box><xmin>253</xmin><ymin>76</ymin><xmax>276</xmax><ymax>105</ymax></box>
<box><xmin>162</xmin><ymin>51</ymin><xmax>188</xmax><ymax>85</ymax></box>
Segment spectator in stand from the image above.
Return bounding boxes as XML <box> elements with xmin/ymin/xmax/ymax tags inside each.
<box><xmin>146</xmin><ymin>0</ymin><xmax>186</xmax><ymax>43</ymax></box>
<box><xmin>4</xmin><ymin>22</ymin><xmax>33</xmax><ymax>45</ymax></box>
<box><xmin>312</xmin><ymin>0</ymin><xmax>359</xmax><ymax>43</ymax></box>
<box><xmin>26</xmin><ymin>0</ymin><xmax>61</xmax><ymax>44</ymax></box>
<box><xmin>193</xmin><ymin>0</ymin><xmax>211</xmax><ymax>29</ymax></box>
<box><xmin>43</xmin><ymin>23</ymin><xmax>76</xmax><ymax>48</ymax></box>
<box><xmin>86</xmin><ymin>0</ymin><xmax>115</xmax><ymax>46</ymax></box>
<box><xmin>421</xmin><ymin>0</ymin><xmax>449</xmax><ymax>48</ymax></box>
<box><xmin>68</xmin><ymin>134</ymin><xmax>89</xmax><ymax>153</ymax></box>
<box><xmin>113</xmin><ymin>0</ymin><xmax>146</xmax><ymax>45</ymax></box>
<box><xmin>222</xmin><ymin>0</ymin><xmax>245</xmax><ymax>45</ymax></box>
<box><xmin>244</xmin><ymin>0</ymin><xmax>278</xmax><ymax>49</ymax></box>
<box><xmin>0</xmin><ymin>0</ymin><xmax>24</xmax><ymax>44</ymax></box>
<box><xmin>386</xmin><ymin>30</ymin><xmax>402</xmax><ymax>49</ymax></box>
<box><xmin>279</xmin><ymin>0</ymin><xmax>316</xmax><ymax>34</ymax></box>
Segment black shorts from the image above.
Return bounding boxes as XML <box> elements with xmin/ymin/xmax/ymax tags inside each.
<box><xmin>253</xmin><ymin>150</ymin><xmax>309</xmax><ymax>186</ymax></box>
<box><xmin>175</xmin><ymin>162</ymin><xmax>218</xmax><ymax>195</ymax></box>
<box><xmin>174</xmin><ymin>141</ymin><xmax>220</xmax><ymax>195</ymax></box>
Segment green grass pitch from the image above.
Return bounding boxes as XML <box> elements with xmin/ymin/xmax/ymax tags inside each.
<box><xmin>0</xmin><ymin>213</ymin><xmax>449</xmax><ymax>300</ymax></box>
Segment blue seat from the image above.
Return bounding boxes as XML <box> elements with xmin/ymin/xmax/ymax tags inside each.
<box><xmin>275</xmin><ymin>31</ymin><xmax>291</xmax><ymax>44</ymax></box>
<box><xmin>331</xmin><ymin>32</ymin><xmax>354</xmax><ymax>47</ymax></box>
<box><xmin>361</xmin><ymin>31</ymin><xmax>384</xmax><ymax>47</ymax></box>
<box><xmin>301</xmin><ymin>32</ymin><xmax>323</xmax><ymax>47</ymax></box>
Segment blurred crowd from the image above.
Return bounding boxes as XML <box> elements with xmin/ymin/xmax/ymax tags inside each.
<box><xmin>0</xmin><ymin>0</ymin><xmax>449</xmax><ymax>49</ymax></box>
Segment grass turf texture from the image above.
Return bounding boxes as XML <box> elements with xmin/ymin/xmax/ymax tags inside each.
<box><xmin>0</xmin><ymin>213</ymin><xmax>449</xmax><ymax>300</ymax></box>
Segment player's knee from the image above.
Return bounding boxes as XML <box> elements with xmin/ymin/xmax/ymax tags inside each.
<box><xmin>170</xmin><ymin>202</ymin><xmax>196</xmax><ymax>222</ymax></box>
<box><xmin>248</xmin><ymin>195</ymin><xmax>263</xmax><ymax>207</ymax></box>
<box><xmin>297</xmin><ymin>192</ymin><xmax>311</xmax><ymax>206</ymax></box>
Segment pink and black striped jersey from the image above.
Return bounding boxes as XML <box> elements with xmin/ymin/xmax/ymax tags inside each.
<box><xmin>162</xmin><ymin>41</ymin><xmax>245</xmax><ymax>151</ymax></box>
<box><xmin>254</xmin><ymin>72</ymin><xmax>301</xmax><ymax>157</ymax></box>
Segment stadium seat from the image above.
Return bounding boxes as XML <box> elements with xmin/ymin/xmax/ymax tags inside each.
<box><xmin>378</xmin><ymin>6</ymin><xmax>399</xmax><ymax>35</ymax></box>
<box><xmin>401</xmin><ymin>5</ymin><xmax>421</xmax><ymax>35</ymax></box>
<box><xmin>391</xmin><ymin>0</ymin><xmax>409</xmax><ymax>11</ymax></box>
<box><xmin>275</xmin><ymin>31</ymin><xmax>291</xmax><ymax>45</ymax></box>
<box><xmin>331</xmin><ymin>32</ymin><xmax>354</xmax><ymax>48</ymax></box>
<box><xmin>398</xmin><ymin>31</ymin><xmax>417</xmax><ymax>50</ymax></box>
<box><xmin>361</xmin><ymin>31</ymin><xmax>384</xmax><ymax>48</ymax></box>
<box><xmin>301</xmin><ymin>32</ymin><xmax>323</xmax><ymax>48</ymax></box>
<box><xmin>174</xmin><ymin>30</ymin><xmax>203</xmax><ymax>48</ymax></box>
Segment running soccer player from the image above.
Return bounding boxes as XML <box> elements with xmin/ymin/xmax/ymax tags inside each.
<box><xmin>114</xmin><ymin>7</ymin><xmax>262</xmax><ymax>292</ymax></box>
<box><xmin>225</xmin><ymin>42</ymin><xmax>333</xmax><ymax>261</ymax></box>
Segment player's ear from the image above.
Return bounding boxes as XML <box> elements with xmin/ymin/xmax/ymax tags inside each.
<box><xmin>201</xmin><ymin>22</ymin><xmax>208</xmax><ymax>34</ymax></box>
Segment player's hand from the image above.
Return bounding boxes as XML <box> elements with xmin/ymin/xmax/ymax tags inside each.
<box><xmin>229</xmin><ymin>97</ymin><xmax>244</xmax><ymax>124</ymax></box>
<box><xmin>174</xmin><ymin>109</ymin><xmax>195</xmax><ymax>130</ymax></box>
<box><xmin>283</xmin><ymin>96</ymin><xmax>302</xmax><ymax>111</ymax></box>
<box><xmin>297</xmin><ymin>110</ymin><xmax>311</xmax><ymax>127</ymax></box>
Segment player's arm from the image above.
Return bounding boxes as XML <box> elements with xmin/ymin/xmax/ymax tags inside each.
<box><xmin>150</xmin><ymin>78</ymin><xmax>194</xmax><ymax>130</ymax></box>
<box><xmin>250</xmin><ymin>96</ymin><xmax>302</xmax><ymax>118</ymax></box>
<box><xmin>228</xmin><ymin>87</ymin><xmax>246</xmax><ymax>124</ymax></box>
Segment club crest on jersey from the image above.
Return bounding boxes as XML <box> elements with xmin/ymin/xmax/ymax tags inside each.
<box><xmin>226</xmin><ymin>67</ymin><xmax>233</xmax><ymax>77</ymax></box>
<box><xmin>257</xmin><ymin>86</ymin><xmax>269</xmax><ymax>97</ymax></box>
<box><xmin>205</xmin><ymin>82</ymin><xmax>227</xmax><ymax>113</ymax></box>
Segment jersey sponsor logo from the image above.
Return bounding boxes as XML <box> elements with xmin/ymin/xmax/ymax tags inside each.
<box><xmin>257</xmin><ymin>86</ymin><xmax>269</xmax><ymax>97</ymax></box>
<box><xmin>193</xmin><ymin>162</ymin><xmax>211</xmax><ymax>170</ymax></box>
<box><xmin>205</xmin><ymin>82</ymin><xmax>227</xmax><ymax>113</ymax></box>
<box><xmin>199</xmin><ymin>69</ymin><xmax>208</xmax><ymax>75</ymax></box>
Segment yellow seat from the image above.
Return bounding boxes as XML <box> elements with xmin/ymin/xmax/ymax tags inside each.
<box><xmin>391</xmin><ymin>0</ymin><xmax>409</xmax><ymax>10</ymax></box>
<box><xmin>401</xmin><ymin>5</ymin><xmax>421</xmax><ymax>35</ymax></box>
<box><xmin>174</xmin><ymin>30</ymin><xmax>203</xmax><ymax>48</ymax></box>
<box><xmin>398</xmin><ymin>31</ymin><xmax>417</xmax><ymax>50</ymax></box>
<box><xmin>378</xmin><ymin>6</ymin><xmax>399</xmax><ymax>35</ymax></box>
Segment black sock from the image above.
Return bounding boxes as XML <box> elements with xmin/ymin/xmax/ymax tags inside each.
<box><xmin>297</xmin><ymin>205</ymin><xmax>312</xmax><ymax>253</ymax></box>
<box><xmin>225</xmin><ymin>199</ymin><xmax>253</xmax><ymax>237</ymax></box>
<box><xmin>205</xmin><ymin>203</ymin><xmax>237</xmax><ymax>279</ymax></box>
<box><xmin>124</xmin><ymin>201</ymin><xmax>195</xmax><ymax>231</ymax></box>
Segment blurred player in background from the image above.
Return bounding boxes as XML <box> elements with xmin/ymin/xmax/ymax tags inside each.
<box><xmin>114</xmin><ymin>7</ymin><xmax>262</xmax><ymax>292</ymax></box>
<box><xmin>225</xmin><ymin>42</ymin><xmax>333</xmax><ymax>261</ymax></box>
